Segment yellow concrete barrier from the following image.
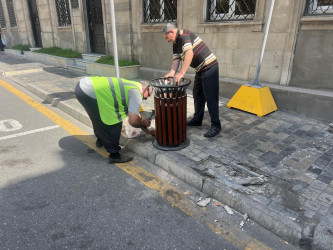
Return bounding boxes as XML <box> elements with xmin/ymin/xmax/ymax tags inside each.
<box><xmin>227</xmin><ymin>85</ymin><xmax>277</xmax><ymax>117</ymax></box>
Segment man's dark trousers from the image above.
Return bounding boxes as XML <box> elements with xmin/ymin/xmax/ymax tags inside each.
<box><xmin>0</xmin><ymin>34</ymin><xmax>4</xmax><ymax>51</ymax></box>
<box><xmin>192</xmin><ymin>63</ymin><xmax>221</xmax><ymax>128</ymax></box>
<box><xmin>75</xmin><ymin>83</ymin><xmax>122</xmax><ymax>154</ymax></box>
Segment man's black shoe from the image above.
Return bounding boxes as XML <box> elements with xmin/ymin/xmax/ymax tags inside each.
<box><xmin>108</xmin><ymin>153</ymin><xmax>133</xmax><ymax>164</ymax></box>
<box><xmin>204</xmin><ymin>127</ymin><xmax>221</xmax><ymax>138</ymax></box>
<box><xmin>96</xmin><ymin>138</ymin><xmax>103</xmax><ymax>148</ymax></box>
<box><xmin>187</xmin><ymin>120</ymin><xmax>202</xmax><ymax>126</ymax></box>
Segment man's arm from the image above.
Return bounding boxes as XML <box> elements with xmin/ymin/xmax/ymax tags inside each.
<box><xmin>128</xmin><ymin>112</ymin><xmax>151</xmax><ymax>129</ymax></box>
<box><xmin>165</xmin><ymin>59</ymin><xmax>180</xmax><ymax>78</ymax></box>
<box><xmin>174</xmin><ymin>49</ymin><xmax>193</xmax><ymax>83</ymax></box>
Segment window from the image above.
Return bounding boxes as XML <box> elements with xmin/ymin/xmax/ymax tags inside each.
<box><xmin>0</xmin><ymin>0</ymin><xmax>6</xmax><ymax>28</ymax></box>
<box><xmin>6</xmin><ymin>0</ymin><xmax>16</xmax><ymax>27</ymax></box>
<box><xmin>143</xmin><ymin>0</ymin><xmax>177</xmax><ymax>23</ymax></box>
<box><xmin>207</xmin><ymin>0</ymin><xmax>256</xmax><ymax>21</ymax></box>
<box><xmin>305</xmin><ymin>0</ymin><xmax>333</xmax><ymax>15</ymax></box>
<box><xmin>55</xmin><ymin>0</ymin><xmax>71</xmax><ymax>26</ymax></box>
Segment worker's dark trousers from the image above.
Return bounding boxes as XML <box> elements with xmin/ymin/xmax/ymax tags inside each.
<box><xmin>192</xmin><ymin>63</ymin><xmax>221</xmax><ymax>128</ymax></box>
<box><xmin>75</xmin><ymin>83</ymin><xmax>122</xmax><ymax>154</ymax></box>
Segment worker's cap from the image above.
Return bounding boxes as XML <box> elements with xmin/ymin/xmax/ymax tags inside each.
<box><xmin>140</xmin><ymin>80</ymin><xmax>153</xmax><ymax>100</ymax></box>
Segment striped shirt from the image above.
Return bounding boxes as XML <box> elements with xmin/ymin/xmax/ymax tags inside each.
<box><xmin>173</xmin><ymin>29</ymin><xmax>217</xmax><ymax>72</ymax></box>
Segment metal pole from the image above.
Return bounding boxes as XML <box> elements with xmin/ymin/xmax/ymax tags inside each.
<box><xmin>252</xmin><ymin>0</ymin><xmax>275</xmax><ymax>87</ymax></box>
<box><xmin>110</xmin><ymin>0</ymin><xmax>119</xmax><ymax>78</ymax></box>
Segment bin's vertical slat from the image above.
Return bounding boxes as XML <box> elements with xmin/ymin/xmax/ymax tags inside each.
<box><xmin>172</xmin><ymin>98</ymin><xmax>178</xmax><ymax>146</ymax></box>
<box><xmin>183</xmin><ymin>95</ymin><xmax>187</xmax><ymax>142</ymax></box>
<box><xmin>166</xmin><ymin>98</ymin><xmax>172</xmax><ymax>146</ymax></box>
<box><xmin>155</xmin><ymin>96</ymin><xmax>162</xmax><ymax>145</ymax></box>
<box><xmin>161</xmin><ymin>98</ymin><xmax>167</xmax><ymax>145</ymax></box>
<box><xmin>178</xmin><ymin>97</ymin><xmax>183</xmax><ymax>143</ymax></box>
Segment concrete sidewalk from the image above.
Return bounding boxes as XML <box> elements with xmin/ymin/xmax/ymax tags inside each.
<box><xmin>1</xmin><ymin>54</ymin><xmax>332</xmax><ymax>249</ymax></box>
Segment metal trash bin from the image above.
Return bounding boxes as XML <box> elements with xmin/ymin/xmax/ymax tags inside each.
<box><xmin>150</xmin><ymin>77</ymin><xmax>191</xmax><ymax>151</ymax></box>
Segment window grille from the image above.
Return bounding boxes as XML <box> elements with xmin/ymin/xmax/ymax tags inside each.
<box><xmin>143</xmin><ymin>0</ymin><xmax>177</xmax><ymax>23</ymax></box>
<box><xmin>6</xmin><ymin>0</ymin><xmax>16</xmax><ymax>27</ymax></box>
<box><xmin>0</xmin><ymin>0</ymin><xmax>6</xmax><ymax>28</ymax></box>
<box><xmin>207</xmin><ymin>0</ymin><xmax>256</xmax><ymax>21</ymax></box>
<box><xmin>305</xmin><ymin>0</ymin><xmax>333</xmax><ymax>15</ymax></box>
<box><xmin>55</xmin><ymin>0</ymin><xmax>71</xmax><ymax>26</ymax></box>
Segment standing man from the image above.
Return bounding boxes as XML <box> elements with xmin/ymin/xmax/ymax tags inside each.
<box><xmin>75</xmin><ymin>77</ymin><xmax>155</xmax><ymax>164</ymax></box>
<box><xmin>163</xmin><ymin>23</ymin><xmax>221</xmax><ymax>138</ymax></box>
<box><xmin>0</xmin><ymin>28</ymin><xmax>6</xmax><ymax>51</ymax></box>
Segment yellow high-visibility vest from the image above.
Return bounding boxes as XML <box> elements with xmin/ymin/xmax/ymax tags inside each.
<box><xmin>91</xmin><ymin>77</ymin><xmax>142</xmax><ymax>125</ymax></box>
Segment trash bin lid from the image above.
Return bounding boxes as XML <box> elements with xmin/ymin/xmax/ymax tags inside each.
<box><xmin>150</xmin><ymin>77</ymin><xmax>191</xmax><ymax>88</ymax></box>
<box><xmin>150</xmin><ymin>77</ymin><xmax>191</xmax><ymax>97</ymax></box>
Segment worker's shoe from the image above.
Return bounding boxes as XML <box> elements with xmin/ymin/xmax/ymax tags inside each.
<box><xmin>108</xmin><ymin>153</ymin><xmax>133</xmax><ymax>164</ymax></box>
<box><xmin>187</xmin><ymin>119</ymin><xmax>202</xmax><ymax>126</ymax></box>
<box><xmin>204</xmin><ymin>126</ymin><xmax>221</xmax><ymax>138</ymax></box>
<box><xmin>96</xmin><ymin>138</ymin><xmax>103</xmax><ymax>148</ymax></box>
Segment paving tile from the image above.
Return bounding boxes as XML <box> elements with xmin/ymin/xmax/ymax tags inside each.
<box><xmin>309</xmin><ymin>180</ymin><xmax>328</xmax><ymax>191</ymax></box>
<box><xmin>308</xmin><ymin>165</ymin><xmax>323</xmax><ymax>175</ymax></box>
<box><xmin>294</xmin><ymin>130</ymin><xmax>307</xmax><ymax>136</ymax></box>
<box><xmin>267</xmin><ymin>201</ymin><xmax>285</xmax><ymax>211</ymax></box>
<box><xmin>248</xmin><ymin>150</ymin><xmax>265</xmax><ymax>159</ymax></box>
<box><xmin>317</xmin><ymin>174</ymin><xmax>333</xmax><ymax>185</ymax></box>
<box><xmin>296</xmin><ymin>174</ymin><xmax>316</xmax><ymax>184</ymax></box>
<box><xmin>325</xmin><ymin>186</ymin><xmax>333</xmax><ymax>195</ymax></box>
<box><xmin>249</xmin><ymin>194</ymin><xmax>271</xmax><ymax>206</ymax></box>
<box><xmin>318</xmin><ymin>205</ymin><xmax>330</xmax><ymax>216</ymax></box>
<box><xmin>192</xmin><ymin>157</ymin><xmax>201</xmax><ymax>162</ymax></box>
<box><xmin>317</xmin><ymin>192</ymin><xmax>333</xmax><ymax>206</ymax></box>
<box><xmin>283</xmin><ymin>208</ymin><xmax>299</xmax><ymax>220</ymax></box>
<box><xmin>289</xmin><ymin>180</ymin><xmax>309</xmax><ymax>195</ymax></box>
<box><xmin>321</xmin><ymin>153</ymin><xmax>333</xmax><ymax>162</ymax></box>
<box><xmin>304</xmin><ymin>199</ymin><xmax>321</xmax><ymax>211</ymax></box>
<box><xmin>301</xmin><ymin>188</ymin><xmax>321</xmax><ymax>201</ymax></box>
<box><xmin>321</xmin><ymin>168</ymin><xmax>333</xmax><ymax>177</ymax></box>
<box><xmin>313</xmin><ymin>157</ymin><xmax>331</xmax><ymax>168</ymax></box>
<box><xmin>259</xmin><ymin>151</ymin><xmax>278</xmax><ymax>161</ymax></box>
<box><xmin>303</xmin><ymin>208</ymin><xmax>317</xmax><ymax>219</ymax></box>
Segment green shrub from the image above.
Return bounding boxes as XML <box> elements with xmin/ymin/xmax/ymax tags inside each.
<box><xmin>96</xmin><ymin>56</ymin><xmax>139</xmax><ymax>66</ymax></box>
<box><xmin>33</xmin><ymin>47</ymin><xmax>82</xmax><ymax>58</ymax></box>
<box><xmin>11</xmin><ymin>44</ymin><xmax>30</xmax><ymax>52</ymax></box>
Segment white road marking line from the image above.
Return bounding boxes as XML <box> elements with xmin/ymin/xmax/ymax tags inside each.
<box><xmin>0</xmin><ymin>125</ymin><xmax>60</xmax><ymax>140</ymax></box>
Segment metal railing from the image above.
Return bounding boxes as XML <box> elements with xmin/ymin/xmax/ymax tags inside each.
<box><xmin>305</xmin><ymin>0</ymin><xmax>333</xmax><ymax>15</ymax></box>
<box><xmin>207</xmin><ymin>0</ymin><xmax>256</xmax><ymax>21</ymax></box>
<box><xmin>143</xmin><ymin>0</ymin><xmax>177</xmax><ymax>23</ymax></box>
<box><xmin>55</xmin><ymin>0</ymin><xmax>71</xmax><ymax>26</ymax></box>
<box><xmin>0</xmin><ymin>0</ymin><xmax>6</xmax><ymax>28</ymax></box>
<box><xmin>6</xmin><ymin>0</ymin><xmax>16</xmax><ymax>27</ymax></box>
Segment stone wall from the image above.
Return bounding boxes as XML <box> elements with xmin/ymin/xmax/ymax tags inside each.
<box><xmin>1</xmin><ymin>0</ymin><xmax>332</xmax><ymax>91</ymax></box>
<box><xmin>71</xmin><ymin>2</ymin><xmax>87</xmax><ymax>52</ymax></box>
<box><xmin>290</xmin><ymin>15</ymin><xmax>333</xmax><ymax>91</ymax></box>
<box><xmin>137</xmin><ymin>0</ymin><xmax>302</xmax><ymax>85</ymax></box>
<box><xmin>38</xmin><ymin>0</ymin><xmax>55</xmax><ymax>48</ymax></box>
<box><xmin>1</xmin><ymin>0</ymin><xmax>32</xmax><ymax>46</ymax></box>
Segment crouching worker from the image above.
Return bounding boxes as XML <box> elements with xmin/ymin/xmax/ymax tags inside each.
<box><xmin>75</xmin><ymin>77</ymin><xmax>155</xmax><ymax>164</ymax></box>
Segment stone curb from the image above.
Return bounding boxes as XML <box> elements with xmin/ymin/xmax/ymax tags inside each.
<box><xmin>8</xmin><ymin>73</ymin><xmax>307</xmax><ymax>246</ymax></box>
<box><xmin>127</xmin><ymin>141</ymin><xmax>303</xmax><ymax>245</ymax></box>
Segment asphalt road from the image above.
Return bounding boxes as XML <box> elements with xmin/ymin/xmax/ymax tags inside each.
<box><xmin>0</xmin><ymin>79</ymin><xmax>297</xmax><ymax>250</ymax></box>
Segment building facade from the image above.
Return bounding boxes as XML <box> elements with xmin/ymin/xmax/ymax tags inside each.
<box><xmin>0</xmin><ymin>0</ymin><xmax>332</xmax><ymax>94</ymax></box>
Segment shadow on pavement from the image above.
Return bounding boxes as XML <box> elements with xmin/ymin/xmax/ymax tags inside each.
<box><xmin>0</xmin><ymin>135</ymin><xmax>231</xmax><ymax>249</ymax></box>
<box><xmin>42</xmin><ymin>91</ymin><xmax>76</xmax><ymax>104</ymax></box>
<box><xmin>43</xmin><ymin>67</ymin><xmax>85</xmax><ymax>78</ymax></box>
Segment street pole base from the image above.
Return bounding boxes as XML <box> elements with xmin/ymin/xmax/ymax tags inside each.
<box><xmin>153</xmin><ymin>138</ymin><xmax>190</xmax><ymax>151</ymax></box>
<box><xmin>227</xmin><ymin>85</ymin><xmax>278</xmax><ymax>117</ymax></box>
